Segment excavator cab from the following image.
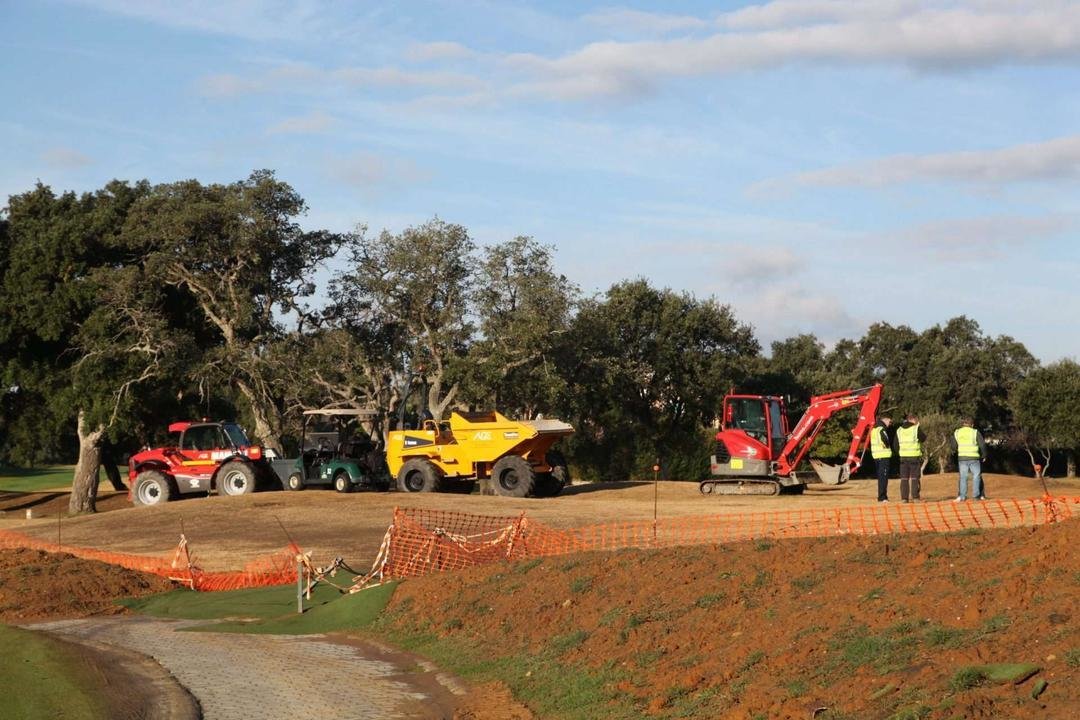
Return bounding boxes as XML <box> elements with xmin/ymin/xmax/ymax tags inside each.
<box><xmin>723</xmin><ymin>395</ymin><xmax>789</xmax><ymax>457</ymax></box>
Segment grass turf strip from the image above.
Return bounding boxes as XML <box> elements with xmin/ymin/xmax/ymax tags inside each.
<box><xmin>119</xmin><ymin>581</ymin><xmax>398</xmax><ymax>635</ymax></box>
<box><xmin>0</xmin><ymin>624</ymin><xmax>108</xmax><ymax>720</ymax></box>
<box><xmin>0</xmin><ymin>465</ymin><xmax>126</xmax><ymax>493</ymax></box>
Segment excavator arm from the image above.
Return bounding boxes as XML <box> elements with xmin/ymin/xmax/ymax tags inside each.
<box><xmin>774</xmin><ymin>384</ymin><xmax>882</xmax><ymax>485</ymax></box>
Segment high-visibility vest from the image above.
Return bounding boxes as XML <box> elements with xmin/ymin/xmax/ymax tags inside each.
<box><xmin>870</xmin><ymin>426</ymin><xmax>893</xmax><ymax>459</ymax></box>
<box><xmin>955</xmin><ymin>426</ymin><xmax>980</xmax><ymax>459</ymax></box>
<box><xmin>897</xmin><ymin>424</ymin><xmax>922</xmax><ymax>458</ymax></box>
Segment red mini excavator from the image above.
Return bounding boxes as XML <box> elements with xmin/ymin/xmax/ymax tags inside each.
<box><xmin>700</xmin><ymin>383</ymin><xmax>883</xmax><ymax>496</ymax></box>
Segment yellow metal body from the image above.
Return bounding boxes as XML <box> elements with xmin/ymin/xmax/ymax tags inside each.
<box><xmin>385</xmin><ymin>411</ymin><xmax>574</xmax><ymax>480</ymax></box>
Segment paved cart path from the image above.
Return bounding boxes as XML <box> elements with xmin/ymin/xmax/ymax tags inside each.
<box><xmin>31</xmin><ymin>617</ymin><xmax>465</xmax><ymax>720</ymax></box>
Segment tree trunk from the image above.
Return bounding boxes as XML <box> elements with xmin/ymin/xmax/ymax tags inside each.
<box><xmin>427</xmin><ymin>378</ymin><xmax>459</xmax><ymax>421</ymax></box>
<box><xmin>1067</xmin><ymin>449</ymin><xmax>1076</xmax><ymax>479</ymax></box>
<box><xmin>100</xmin><ymin>445</ymin><xmax>127</xmax><ymax>491</ymax></box>
<box><xmin>236</xmin><ymin>380</ymin><xmax>283</xmax><ymax>452</ymax></box>
<box><xmin>69</xmin><ymin>410</ymin><xmax>105</xmax><ymax>514</ymax></box>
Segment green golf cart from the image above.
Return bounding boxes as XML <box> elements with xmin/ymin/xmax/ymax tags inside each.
<box><xmin>285</xmin><ymin>408</ymin><xmax>391</xmax><ymax>493</ymax></box>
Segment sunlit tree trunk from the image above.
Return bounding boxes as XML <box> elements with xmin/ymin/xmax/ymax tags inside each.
<box><xmin>69</xmin><ymin>410</ymin><xmax>105</xmax><ymax>514</ymax></box>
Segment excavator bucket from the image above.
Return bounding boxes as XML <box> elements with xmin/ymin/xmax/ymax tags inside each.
<box><xmin>809</xmin><ymin>459</ymin><xmax>850</xmax><ymax>485</ymax></box>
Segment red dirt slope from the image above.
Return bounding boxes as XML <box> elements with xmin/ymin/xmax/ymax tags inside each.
<box><xmin>384</xmin><ymin>518</ymin><xmax>1080</xmax><ymax>719</ymax></box>
<box><xmin>0</xmin><ymin>548</ymin><xmax>176</xmax><ymax>622</ymax></box>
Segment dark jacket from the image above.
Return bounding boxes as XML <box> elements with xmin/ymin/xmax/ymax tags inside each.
<box><xmin>950</xmin><ymin>427</ymin><xmax>989</xmax><ymax>461</ymax></box>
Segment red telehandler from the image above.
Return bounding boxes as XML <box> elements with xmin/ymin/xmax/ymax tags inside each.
<box><xmin>700</xmin><ymin>384</ymin><xmax>883</xmax><ymax>496</ymax></box>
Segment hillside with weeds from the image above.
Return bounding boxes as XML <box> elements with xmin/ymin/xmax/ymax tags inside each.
<box><xmin>371</xmin><ymin>518</ymin><xmax>1080</xmax><ymax>719</ymax></box>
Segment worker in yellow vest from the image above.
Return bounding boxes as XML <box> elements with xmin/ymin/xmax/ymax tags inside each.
<box><xmin>951</xmin><ymin>418</ymin><xmax>988</xmax><ymax>501</ymax></box>
<box><xmin>896</xmin><ymin>413</ymin><xmax>926</xmax><ymax>502</ymax></box>
<box><xmin>870</xmin><ymin>415</ymin><xmax>897</xmax><ymax>502</ymax></box>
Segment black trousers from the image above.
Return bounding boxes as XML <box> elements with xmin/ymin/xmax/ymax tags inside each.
<box><xmin>899</xmin><ymin>459</ymin><xmax>921</xmax><ymax>500</ymax></box>
<box><xmin>875</xmin><ymin>458</ymin><xmax>891</xmax><ymax>501</ymax></box>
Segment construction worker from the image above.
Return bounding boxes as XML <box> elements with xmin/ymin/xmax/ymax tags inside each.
<box><xmin>870</xmin><ymin>415</ymin><xmax>897</xmax><ymax>502</ymax></box>
<box><xmin>951</xmin><ymin>418</ymin><xmax>988</xmax><ymax>501</ymax></box>
<box><xmin>896</xmin><ymin>413</ymin><xmax>926</xmax><ymax>502</ymax></box>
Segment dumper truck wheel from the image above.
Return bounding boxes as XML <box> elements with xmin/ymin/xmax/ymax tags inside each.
<box><xmin>534</xmin><ymin>450</ymin><xmax>570</xmax><ymax>497</ymax></box>
<box><xmin>397</xmin><ymin>459</ymin><xmax>442</xmax><ymax>493</ymax></box>
<box><xmin>287</xmin><ymin>473</ymin><xmax>305</xmax><ymax>491</ymax></box>
<box><xmin>218</xmin><ymin>461</ymin><xmax>256</xmax><ymax>496</ymax></box>
<box><xmin>132</xmin><ymin>470</ymin><xmax>175</xmax><ymax>506</ymax></box>
<box><xmin>492</xmin><ymin>456</ymin><xmax>537</xmax><ymax>498</ymax></box>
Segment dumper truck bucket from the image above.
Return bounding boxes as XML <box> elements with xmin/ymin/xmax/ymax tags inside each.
<box><xmin>519</xmin><ymin>419</ymin><xmax>575</xmax><ymax>437</ymax></box>
<box><xmin>809</xmin><ymin>459</ymin><xmax>850</xmax><ymax>485</ymax></box>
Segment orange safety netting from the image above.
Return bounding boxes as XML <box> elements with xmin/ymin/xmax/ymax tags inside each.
<box><xmin>364</xmin><ymin>496</ymin><xmax>1080</xmax><ymax>583</ymax></box>
<box><xmin>0</xmin><ymin>528</ymin><xmax>299</xmax><ymax>592</ymax></box>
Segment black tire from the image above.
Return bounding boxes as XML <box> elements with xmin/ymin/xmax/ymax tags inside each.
<box><xmin>491</xmin><ymin>455</ymin><xmax>537</xmax><ymax>498</ymax></box>
<box><xmin>218</xmin><ymin>461</ymin><xmax>256</xmax><ymax>496</ymax></box>
<box><xmin>397</xmin><ymin>459</ymin><xmax>442</xmax><ymax>493</ymax></box>
<box><xmin>132</xmin><ymin>470</ymin><xmax>174</xmax><ymax>507</ymax></box>
<box><xmin>287</xmin><ymin>472</ymin><xmax>305</xmax><ymax>491</ymax></box>
<box><xmin>534</xmin><ymin>450</ymin><xmax>570</xmax><ymax>497</ymax></box>
<box><xmin>333</xmin><ymin>471</ymin><xmax>353</xmax><ymax>493</ymax></box>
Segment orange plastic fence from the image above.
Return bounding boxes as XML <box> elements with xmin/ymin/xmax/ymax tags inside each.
<box><xmin>368</xmin><ymin>496</ymin><xmax>1080</xmax><ymax>582</ymax></box>
<box><xmin>0</xmin><ymin>528</ymin><xmax>299</xmax><ymax>592</ymax></box>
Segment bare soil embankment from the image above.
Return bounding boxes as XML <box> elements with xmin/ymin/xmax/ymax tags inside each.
<box><xmin>380</xmin><ymin>517</ymin><xmax>1080</xmax><ymax>719</ymax></box>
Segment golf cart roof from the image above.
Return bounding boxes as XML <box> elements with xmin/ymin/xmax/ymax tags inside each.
<box><xmin>302</xmin><ymin>408</ymin><xmax>379</xmax><ymax>418</ymax></box>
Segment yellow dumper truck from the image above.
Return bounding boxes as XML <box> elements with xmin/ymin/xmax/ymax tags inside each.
<box><xmin>386</xmin><ymin>411</ymin><xmax>574</xmax><ymax>497</ymax></box>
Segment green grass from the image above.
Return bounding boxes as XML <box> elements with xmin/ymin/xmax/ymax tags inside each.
<box><xmin>119</xmin><ymin>583</ymin><xmax>344</xmax><ymax>620</ymax></box>
<box><xmin>694</xmin><ymin>592</ymin><xmax>726</xmax><ymax>608</ymax></box>
<box><xmin>120</xmin><ymin>582</ymin><xmax>397</xmax><ymax>635</ymax></box>
<box><xmin>0</xmin><ymin>624</ymin><xmax>108</xmax><ymax>720</ymax></box>
<box><xmin>830</xmin><ymin>624</ymin><xmax>919</xmax><ymax>675</ymax></box>
<box><xmin>569</xmin><ymin>576</ymin><xmax>593</xmax><ymax>594</ymax></box>
<box><xmin>0</xmin><ymin>465</ymin><xmax>126</xmax><ymax>493</ymax></box>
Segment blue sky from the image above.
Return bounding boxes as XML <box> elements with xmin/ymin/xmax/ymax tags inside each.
<box><xmin>3</xmin><ymin>0</ymin><xmax>1079</xmax><ymax>360</ymax></box>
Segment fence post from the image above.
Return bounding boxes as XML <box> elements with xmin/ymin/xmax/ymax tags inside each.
<box><xmin>296</xmin><ymin>557</ymin><xmax>304</xmax><ymax>614</ymax></box>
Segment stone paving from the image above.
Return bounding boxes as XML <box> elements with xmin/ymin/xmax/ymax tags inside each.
<box><xmin>32</xmin><ymin>617</ymin><xmax>462</xmax><ymax>719</ymax></box>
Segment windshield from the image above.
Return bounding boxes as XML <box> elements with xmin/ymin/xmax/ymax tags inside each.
<box><xmin>223</xmin><ymin>424</ymin><xmax>251</xmax><ymax>447</ymax></box>
<box><xmin>182</xmin><ymin>425</ymin><xmax>225</xmax><ymax>452</ymax></box>
<box><xmin>729</xmin><ymin>398</ymin><xmax>767</xmax><ymax>439</ymax></box>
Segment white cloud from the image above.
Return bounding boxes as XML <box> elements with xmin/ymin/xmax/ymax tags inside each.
<box><xmin>334</xmin><ymin>66</ymin><xmax>481</xmax><ymax>90</ymax></box>
<box><xmin>719</xmin><ymin>0</ymin><xmax>921</xmax><ymax>30</ymax></box>
<box><xmin>66</xmin><ymin>0</ymin><xmax>341</xmax><ymax>41</ymax></box>
<box><xmin>582</xmin><ymin>8</ymin><xmax>708</xmax><ymax>36</ymax></box>
<box><xmin>196</xmin><ymin>63</ymin><xmax>482</xmax><ymax>99</ymax></box>
<box><xmin>757</xmin><ymin>134</ymin><xmax>1080</xmax><ymax>192</ymax></box>
<box><xmin>723</xmin><ymin>244</ymin><xmax>802</xmax><ymax>283</ymax></box>
<box><xmin>405</xmin><ymin>41</ymin><xmax>476</xmax><ymax>63</ymax></box>
<box><xmin>506</xmin><ymin>1</ymin><xmax>1080</xmax><ymax>101</ymax></box>
<box><xmin>41</xmin><ymin>146</ymin><xmax>93</xmax><ymax>168</ymax></box>
<box><xmin>735</xmin><ymin>285</ymin><xmax>862</xmax><ymax>347</ymax></box>
<box><xmin>884</xmin><ymin>214</ymin><xmax>1072</xmax><ymax>260</ymax></box>
<box><xmin>327</xmin><ymin>152</ymin><xmax>430</xmax><ymax>191</ymax></box>
<box><xmin>266</xmin><ymin>111</ymin><xmax>336</xmax><ymax>135</ymax></box>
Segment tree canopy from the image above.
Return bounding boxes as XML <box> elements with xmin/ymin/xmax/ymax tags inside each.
<box><xmin>2</xmin><ymin>172</ymin><xmax>1074</xmax><ymax>513</ymax></box>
